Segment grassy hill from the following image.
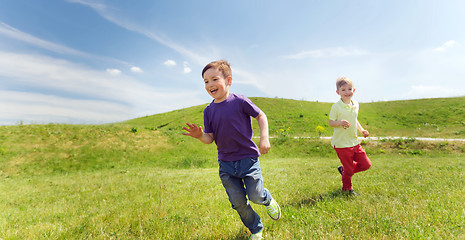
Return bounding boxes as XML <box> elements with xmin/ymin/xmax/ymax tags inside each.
<box><xmin>1</xmin><ymin>97</ymin><xmax>465</xmax><ymax>239</ymax></box>
<box><xmin>125</xmin><ymin>96</ymin><xmax>465</xmax><ymax>139</ymax></box>
<box><xmin>1</xmin><ymin>97</ymin><xmax>464</xmax><ymax>178</ymax></box>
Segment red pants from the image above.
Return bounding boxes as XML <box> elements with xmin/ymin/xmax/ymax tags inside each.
<box><xmin>334</xmin><ymin>144</ymin><xmax>371</xmax><ymax>191</ymax></box>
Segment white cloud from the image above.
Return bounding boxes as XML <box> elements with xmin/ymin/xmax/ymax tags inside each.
<box><xmin>106</xmin><ymin>68</ymin><xmax>122</xmax><ymax>75</ymax></box>
<box><xmin>284</xmin><ymin>47</ymin><xmax>368</xmax><ymax>60</ymax></box>
<box><xmin>0</xmin><ymin>51</ymin><xmax>133</xmax><ymax>102</ymax></box>
<box><xmin>433</xmin><ymin>40</ymin><xmax>456</xmax><ymax>52</ymax></box>
<box><xmin>164</xmin><ymin>59</ymin><xmax>177</xmax><ymax>67</ymax></box>
<box><xmin>0</xmin><ymin>22</ymin><xmax>86</xmax><ymax>56</ymax></box>
<box><xmin>403</xmin><ymin>85</ymin><xmax>464</xmax><ymax>99</ymax></box>
<box><xmin>130</xmin><ymin>66</ymin><xmax>143</xmax><ymax>73</ymax></box>
<box><xmin>0</xmin><ymin>22</ymin><xmax>128</xmax><ymax>66</ymax></box>
<box><xmin>0</xmin><ymin>13</ymin><xmax>213</xmax><ymax>125</ymax></box>
<box><xmin>183</xmin><ymin>61</ymin><xmax>192</xmax><ymax>74</ymax></box>
<box><xmin>0</xmin><ymin>50</ymin><xmax>206</xmax><ymax>124</ymax></box>
<box><xmin>0</xmin><ymin>90</ymin><xmax>131</xmax><ymax>125</ymax></box>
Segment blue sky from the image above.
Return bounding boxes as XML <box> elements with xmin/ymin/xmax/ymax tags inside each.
<box><xmin>1</xmin><ymin>0</ymin><xmax>464</xmax><ymax>125</ymax></box>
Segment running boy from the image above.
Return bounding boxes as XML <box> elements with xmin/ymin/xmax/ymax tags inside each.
<box><xmin>183</xmin><ymin>60</ymin><xmax>281</xmax><ymax>239</ymax></box>
<box><xmin>328</xmin><ymin>77</ymin><xmax>372</xmax><ymax>195</ymax></box>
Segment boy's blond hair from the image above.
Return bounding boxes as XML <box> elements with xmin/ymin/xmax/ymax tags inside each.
<box><xmin>202</xmin><ymin>60</ymin><xmax>232</xmax><ymax>79</ymax></box>
<box><xmin>336</xmin><ymin>77</ymin><xmax>353</xmax><ymax>89</ymax></box>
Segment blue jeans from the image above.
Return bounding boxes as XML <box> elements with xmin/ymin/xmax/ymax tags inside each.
<box><xmin>218</xmin><ymin>157</ymin><xmax>272</xmax><ymax>234</ymax></box>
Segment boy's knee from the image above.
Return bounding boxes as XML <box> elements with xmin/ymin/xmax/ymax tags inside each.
<box><xmin>247</xmin><ymin>188</ymin><xmax>269</xmax><ymax>205</ymax></box>
<box><xmin>248</xmin><ymin>195</ymin><xmax>265</xmax><ymax>205</ymax></box>
<box><xmin>362</xmin><ymin>161</ymin><xmax>372</xmax><ymax>171</ymax></box>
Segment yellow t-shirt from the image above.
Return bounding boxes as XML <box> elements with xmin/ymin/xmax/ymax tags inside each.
<box><xmin>329</xmin><ymin>99</ymin><xmax>360</xmax><ymax>148</ymax></box>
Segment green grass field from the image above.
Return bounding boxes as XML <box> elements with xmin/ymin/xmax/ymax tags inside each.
<box><xmin>1</xmin><ymin>97</ymin><xmax>465</xmax><ymax>239</ymax></box>
<box><xmin>2</xmin><ymin>153</ymin><xmax>464</xmax><ymax>239</ymax></box>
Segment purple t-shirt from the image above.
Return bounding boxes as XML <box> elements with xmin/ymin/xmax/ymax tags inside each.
<box><xmin>203</xmin><ymin>93</ymin><xmax>261</xmax><ymax>161</ymax></box>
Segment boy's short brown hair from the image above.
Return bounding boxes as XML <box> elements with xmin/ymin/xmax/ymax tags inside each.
<box><xmin>202</xmin><ymin>60</ymin><xmax>232</xmax><ymax>79</ymax></box>
<box><xmin>336</xmin><ymin>77</ymin><xmax>353</xmax><ymax>89</ymax></box>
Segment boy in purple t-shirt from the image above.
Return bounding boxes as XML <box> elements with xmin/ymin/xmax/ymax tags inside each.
<box><xmin>183</xmin><ymin>60</ymin><xmax>280</xmax><ymax>239</ymax></box>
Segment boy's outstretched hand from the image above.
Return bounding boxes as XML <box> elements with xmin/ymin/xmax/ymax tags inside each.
<box><xmin>183</xmin><ymin>123</ymin><xmax>214</xmax><ymax>144</ymax></box>
<box><xmin>182</xmin><ymin>123</ymin><xmax>203</xmax><ymax>138</ymax></box>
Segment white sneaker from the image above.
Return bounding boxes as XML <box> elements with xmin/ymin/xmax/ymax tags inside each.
<box><xmin>265</xmin><ymin>198</ymin><xmax>281</xmax><ymax>220</ymax></box>
<box><xmin>249</xmin><ymin>230</ymin><xmax>263</xmax><ymax>240</ymax></box>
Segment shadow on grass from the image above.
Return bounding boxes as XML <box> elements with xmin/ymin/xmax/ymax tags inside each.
<box><xmin>194</xmin><ymin>190</ymin><xmax>355</xmax><ymax>240</ymax></box>
<box><xmin>195</xmin><ymin>229</ymin><xmax>249</xmax><ymax>240</ymax></box>
<box><xmin>282</xmin><ymin>188</ymin><xmax>355</xmax><ymax>208</ymax></box>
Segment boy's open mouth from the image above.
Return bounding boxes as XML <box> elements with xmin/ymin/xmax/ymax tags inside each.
<box><xmin>210</xmin><ymin>89</ymin><xmax>217</xmax><ymax>94</ymax></box>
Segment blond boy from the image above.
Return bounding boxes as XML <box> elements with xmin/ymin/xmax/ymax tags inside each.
<box><xmin>328</xmin><ymin>77</ymin><xmax>371</xmax><ymax>195</ymax></box>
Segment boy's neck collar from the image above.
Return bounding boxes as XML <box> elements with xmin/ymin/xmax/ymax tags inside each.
<box><xmin>213</xmin><ymin>92</ymin><xmax>231</xmax><ymax>103</ymax></box>
<box><xmin>340</xmin><ymin>98</ymin><xmax>352</xmax><ymax>105</ymax></box>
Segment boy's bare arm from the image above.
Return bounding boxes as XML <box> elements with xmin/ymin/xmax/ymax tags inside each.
<box><xmin>356</xmin><ymin>120</ymin><xmax>369</xmax><ymax>138</ymax></box>
<box><xmin>182</xmin><ymin>123</ymin><xmax>214</xmax><ymax>144</ymax></box>
<box><xmin>255</xmin><ymin>111</ymin><xmax>270</xmax><ymax>154</ymax></box>
<box><xmin>329</xmin><ymin>119</ymin><xmax>350</xmax><ymax>129</ymax></box>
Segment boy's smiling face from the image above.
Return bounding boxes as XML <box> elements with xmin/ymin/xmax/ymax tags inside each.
<box><xmin>336</xmin><ymin>83</ymin><xmax>355</xmax><ymax>103</ymax></box>
<box><xmin>203</xmin><ymin>67</ymin><xmax>232</xmax><ymax>103</ymax></box>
